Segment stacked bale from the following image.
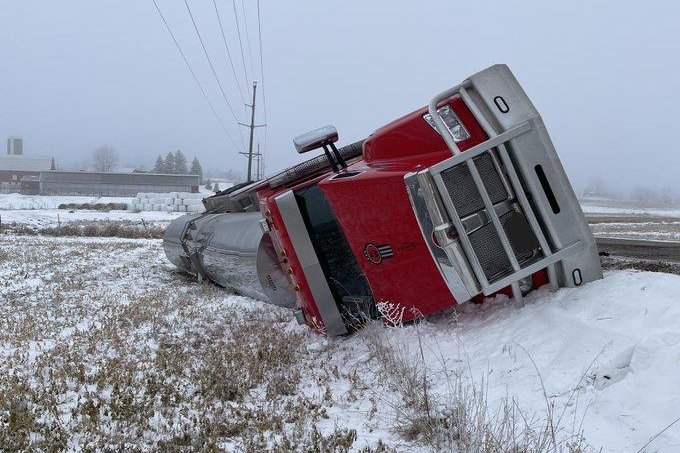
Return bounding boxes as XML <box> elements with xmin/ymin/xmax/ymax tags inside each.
<box><xmin>128</xmin><ymin>192</ymin><xmax>205</xmax><ymax>213</ymax></box>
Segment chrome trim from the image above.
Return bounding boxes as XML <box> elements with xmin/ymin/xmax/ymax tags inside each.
<box><xmin>405</xmin><ymin>170</ymin><xmax>478</xmax><ymax>303</ymax></box>
<box><xmin>482</xmin><ymin>242</ymin><xmax>583</xmax><ymax>295</ymax></box>
<box><xmin>274</xmin><ymin>190</ymin><xmax>348</xmax><ymax>336</ymax></box>
<box><xmin>428</xmin><ymin>122</ymin><xmax>532</xmax><ymax>174</ymax></box>
<box><xmin>259</xmin><ymin>218</ymin><xmax>270</xmax><ymax>234</ymax></box>
<box><xmin>422</xmin><ymin>64</ymin><xmax>602</xmax><ymax>304</ymax></box>
<box><xmin>460</xmin><ymin>199</ymin><xmax>515</xmax><ymax>234</ymax></box>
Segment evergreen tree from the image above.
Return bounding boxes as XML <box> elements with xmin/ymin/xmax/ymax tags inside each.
<box><xmin>174</xmin><ymin>150</ymin><xmax>188</xmax><ymax>174</ymax></box>
<box><xmin>164</xmin><ymin>151</ymin><xmax>176</xmax><ymax>174</ymax></box>
<box><xmin>153</xmin><ymin>155</ymin><xmax>165</xmax><ymax>173</ymax></box>
<box><xmin>212</xmin><ymin>182</ymin><xmax>220</xmax><ymax>192</ymax></box>
<box><xmin>190</xmin><ymin>157</ymin><xmax>203</xmax><ymax>181</ymax></box>
<box><xmin>204</xmin><ymin>178</ymin><xmax>212</xmax><ymax>190</ymax></box>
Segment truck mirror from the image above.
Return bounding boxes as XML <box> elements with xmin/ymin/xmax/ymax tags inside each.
<box><xmin>293</xmin><ymin>125</ymin><xmax>339</xmax><ymax>154</ymax></box>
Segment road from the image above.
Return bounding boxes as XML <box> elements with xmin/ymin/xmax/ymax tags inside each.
<box><xmin>582</xmin><ymin>213</ymin><xmax>680</xmax><ymax>263</ymax></box>
<box><xmin>595</xmin><ymin>237</ymin><xmax>680</xmax><ymax>262</ymax></box>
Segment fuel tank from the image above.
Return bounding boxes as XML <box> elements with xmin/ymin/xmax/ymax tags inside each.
<box><xmin>163</xmin><ymin>211</ymin><xmax>296</xmax><ymax>308</ymax></box>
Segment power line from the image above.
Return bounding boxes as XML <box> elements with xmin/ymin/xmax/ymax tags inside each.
<box><xmin>149</xmin><ymin>0</ymin><xmax>239</xmax><ymax>149</ymax></box>
<box><xmin>256</xmin><ymin>0</ymin><xmax>268</xmax><ymax>159</ymax></box>
<box><xmin>211</xmin><ymin>0</ymin><xmax>246</xmax><ymax>105</ymax></box>
<box><xmin>240</xmin><ymin>0</ymin><xmax>256</xmax><ymax>79</ymax></box>
<box><xmin>183</xmin><ymin>0</ymin><xmax>245</xmax><ymax>149</ymax></box>
<box><xmin>232</xmin><ymin>0</ymin><xmax>250</xmax><ymax>86</ymax></box>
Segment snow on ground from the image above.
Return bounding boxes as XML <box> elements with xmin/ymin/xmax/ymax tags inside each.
<box><xmin>0</xmin><ymin>233</ymin><xmax>408</xmax><ymax>451</ymax></box>
<box><xmin>2</xmin><ymin>231</ymin><xmax>680</xmax><ymax>451</ymax></box>
<box><xmin>2</xmin><ymin>194</ymin><xmax>680</xmax><ymax>450</ymax></box>
<box><xmin>0</xmin><ymin>193</ymin><xmax>134</xmax><ymax>210</ymax></box>
<box><xmin>581</xmin><ymin>201</ymin><xmax>680</xmax><ymax>218</ymax></box>
<box><xmin>0</xmin><ymin>207</ymin><xmax>185</xmax><ymax>229</ymax></box>
<box><xmin>373</xmin><ymin>273</ymin><xmax>680</xmax><ymax>452</ymax></box>
<box><xmin>580</xmin><ymin>200</ymin><xmax>680</xmax><ymax>241</ymax></box>
<box><xmin>0</xmin><ymin>188</ymin><xmax>215</xmax><ymax>211</ymax></box>
<box><xmin>589</xmin><ymin>221</ymin><xmax>680</xmax><ymax>242</ymax></box>
<box><xmin>0</xmin><ymin>193</ymin><xmax>185</xmax><ymax>228</ymax></box>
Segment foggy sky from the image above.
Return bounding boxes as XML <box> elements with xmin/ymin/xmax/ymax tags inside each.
<box><xmin>1</xmin><ymin>1</ymin><xmax>678</xmax><ymax>190</ymax></box>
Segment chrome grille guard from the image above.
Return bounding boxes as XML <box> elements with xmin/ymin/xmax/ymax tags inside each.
<box><xmin>405</xmin><ymin>64</ymin><xmax>602</xmax><ymax>305</ymax></box>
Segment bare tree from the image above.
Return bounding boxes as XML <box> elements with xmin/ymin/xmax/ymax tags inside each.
<box><xmin>92</xmin><ymin>145</ymin><xmax>118</xmax><ymax>172</ymax></box>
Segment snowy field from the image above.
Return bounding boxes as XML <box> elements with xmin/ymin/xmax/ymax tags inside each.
<box><xmin>0</xmin><ymin>193</ymin><xmax>135</xmax><ymax>210</ymax></box>
<box><xmin>0</xmin><ymin>234</ymin><xmax>405</xmax><ymax>451</ymax></box>
<box><xmin>582</xmin><ymin>200</ymin><xmax>680</xmax><ymax>242</ymax></box>
<box><xmin>2</xmin><ymin>233</ymin><xmax>680</xmax><ymax>451</ymax></box>
<box><xmin>581</xmin><ymin>200</ymin><xmax>680</xmax><ymax>219</ymax></box>
<box><xmin>4</xmin><ymin>194</ymin><xmax>680</xmax><ymax>239</ymax></box>
<box><xmin>2</xmin><ymin>194</ymin><xmax>680</xmax><ymax>450</ymax></box>
<box><xmin>588</xmin><ymin>219</ymin><xmax>680</xmax><ymax>242</ymax></box>
<box><xmin>0</xmin><ymin>194</ymin><xmax>186</xmax><ymax>229</ymax></box>
<box><xmin>0</xmin><ymin>208</ymin><xmax>185</xmax><ymax>229</ymax></box>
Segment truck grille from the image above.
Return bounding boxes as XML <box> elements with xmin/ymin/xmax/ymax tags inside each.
<box><xmin>440</xmin><ymin>153</ymin><xmax>508</xmax><ymax>218</ymax></box>
<box><xmin>468</xmin><ymin>210</ymin><xmax>540</xmax><ymax>281</ymax></box>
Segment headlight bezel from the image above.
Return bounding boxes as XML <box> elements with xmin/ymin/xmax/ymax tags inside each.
<box><xmin>423</xmin><ymin>105</ymin><xmax>470</xmax><ymax>143</ymax></box>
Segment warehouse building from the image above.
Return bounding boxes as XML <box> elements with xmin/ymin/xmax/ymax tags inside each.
<box><xmin>0</xmin><ymin>156</ymin><xmax>56</xmax><ymax>194</ymax></box>
<box><xmin>39</xmin><ymin>171</ymin><xmax>200</xmax><ymax>196</ymax></box>
<box><xmin>0</xmin><ymin>137</ymin><xmax>56</xmax><ymax>193</ymax></box>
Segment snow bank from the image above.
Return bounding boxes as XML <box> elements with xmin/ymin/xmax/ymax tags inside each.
<box><xmin>581</xmin><ymin>202</ymin><xmax>680</xmax><ymax>218</ymax></box>
<box><xmin>377</xmin><ymin>270</ymin><xmax>680</xmax><ymax>451</ymax></box>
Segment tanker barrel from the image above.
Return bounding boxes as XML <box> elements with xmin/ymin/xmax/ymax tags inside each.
<box><xmin>163</xmin><ymin>212</ymin><xmax>296</xmax><ymax>308</ymax></box>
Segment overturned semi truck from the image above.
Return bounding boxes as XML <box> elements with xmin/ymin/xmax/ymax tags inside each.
<box><xmin>164</xmin><ymin>64</ymin><xmax>603</xmax><ymax>336</ymax></box>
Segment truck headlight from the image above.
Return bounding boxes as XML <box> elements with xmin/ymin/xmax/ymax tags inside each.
<box><xmin>424</xmin><ymin>105</ymin><xmax>470</xmax><ymax>142</ymax></box>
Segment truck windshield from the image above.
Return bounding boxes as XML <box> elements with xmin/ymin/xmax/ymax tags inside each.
<box><xmin>294</xmin><ymin>184</ymin><xmax>375</xmax><ymax>329</ymax></box>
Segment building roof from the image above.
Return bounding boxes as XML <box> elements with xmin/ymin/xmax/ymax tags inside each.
<box><xmin>40</xmin><ymin>170</ymin><xmax>199</xmax><ymax>185</ymax></box>
<box><xmin>0</xmin><ymin>155</ymin><xmax>55</xmax><ymax>172</ymax></box>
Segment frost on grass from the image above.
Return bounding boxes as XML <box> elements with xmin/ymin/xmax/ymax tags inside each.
<box><xmin>0</xmin><ymin>234</ymin><xmax>391</xmax><ymax>451</ymax></box>
<box><xmin>359</xmin><ymin>314</ymin><xmax>591</xmax><ymax>453</ymax></box>
<box><xmin>2</xmin><ymin>219</ymin><xmax>165</xmax><ymax>239</ymax></box>
<box><xmin>6</xmin><ymin>232</ymin><xmax>667</xmax><ymax>452</ymax></box>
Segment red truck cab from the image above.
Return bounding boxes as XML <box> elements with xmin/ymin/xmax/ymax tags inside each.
<box><xmin>165</xmin><ymin>64</ymin><xmax>602</xmax><ymax>337</ymax></box>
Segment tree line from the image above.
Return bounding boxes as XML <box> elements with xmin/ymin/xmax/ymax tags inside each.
<box><xmin>153</xmin><ymin>151</ymin><xmax>203</xmax><ymax>181</ymax></box>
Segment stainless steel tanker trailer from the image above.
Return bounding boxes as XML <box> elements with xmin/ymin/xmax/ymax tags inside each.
<box><xmin>163</xmin><ymin>64</ymin><xmax>602</xmax><ymax>336</ymax></box>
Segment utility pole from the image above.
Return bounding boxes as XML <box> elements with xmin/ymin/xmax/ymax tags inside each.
<box><xmin>239</xmin><ymin>82</ymin><xmax>266</xmax><ymax>182</ymax></box>
<box><xmin>256</xmin><ymin>144</ymin><xmax>261</xmax><ymax>180</ymax></box>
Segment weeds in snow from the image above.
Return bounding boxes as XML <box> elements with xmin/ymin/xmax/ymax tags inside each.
<box><xmin>362</xmin><ymin>311</ymin><xmax>595</xmax><ymax>452</ymax></box>
<box><xmin>0</xmin><ymin>231</ymin><xmax>612</xmax><ymax>452</ymax></box>
<box><xmin>3</xmin><ymin>220</ymin><xmax>165</xmax><ymax>239</ymax></box>
<box><xmin>0</xmin><ymin>234</ymin><xmax>391</xmax><ymax>451</ymax></box>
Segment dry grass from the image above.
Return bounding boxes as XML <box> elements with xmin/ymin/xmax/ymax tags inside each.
<box><xmin>361</xmin><ymin>316</ymin><xmax>593</xmax><ymax>453</ymax></box>
<box><xmin>57</xmin><ymin>202</ymin><xmax>128</xmax><ymax>211</ymax></box>
<box><xmin>0</xmin><ymin>231</ymin><xmax>605</xmax><ymax>452</ymax></box>
<box><xmin>3</xmin><ymin>220</ymin><xmax>165</xmax><ymax>239</ymax></box>
<box><xmin>600</xmin><ymin>255</ymin><xmax>680</xmax><ymax>275</ymax></box>
<box><xmin>0</xmin><ymin>234</ymin><xmax>392</xmax><ymax>451</ymax></box>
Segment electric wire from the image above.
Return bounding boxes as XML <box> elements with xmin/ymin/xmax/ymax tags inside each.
<box><xmin>240</xmin><ymin>0</ymin><xmax>256</xmax><ymax>80</ymax></box>
<box><xmin>211</xmin><ymin>0</ymin><xmax>246</xmax><ymax>105</ymax></box>
<box><xmin>232</xmin><ymin>0</ymin><xmax>250</xmax><ymax>86</ymax></box>
<box><xmin>183</xmin><ymin>0</ymin><xmax>246</xmax><ymax>149</ymax></box>
<box><xmin>256</xmin><ymin>0</ymin><xmax>268</xmax><ymax>170</ymax></box>
<box><xmin>149</xmin><ymin>0</ymin><xmax>239</xmax><ymax>149</ymax></box>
